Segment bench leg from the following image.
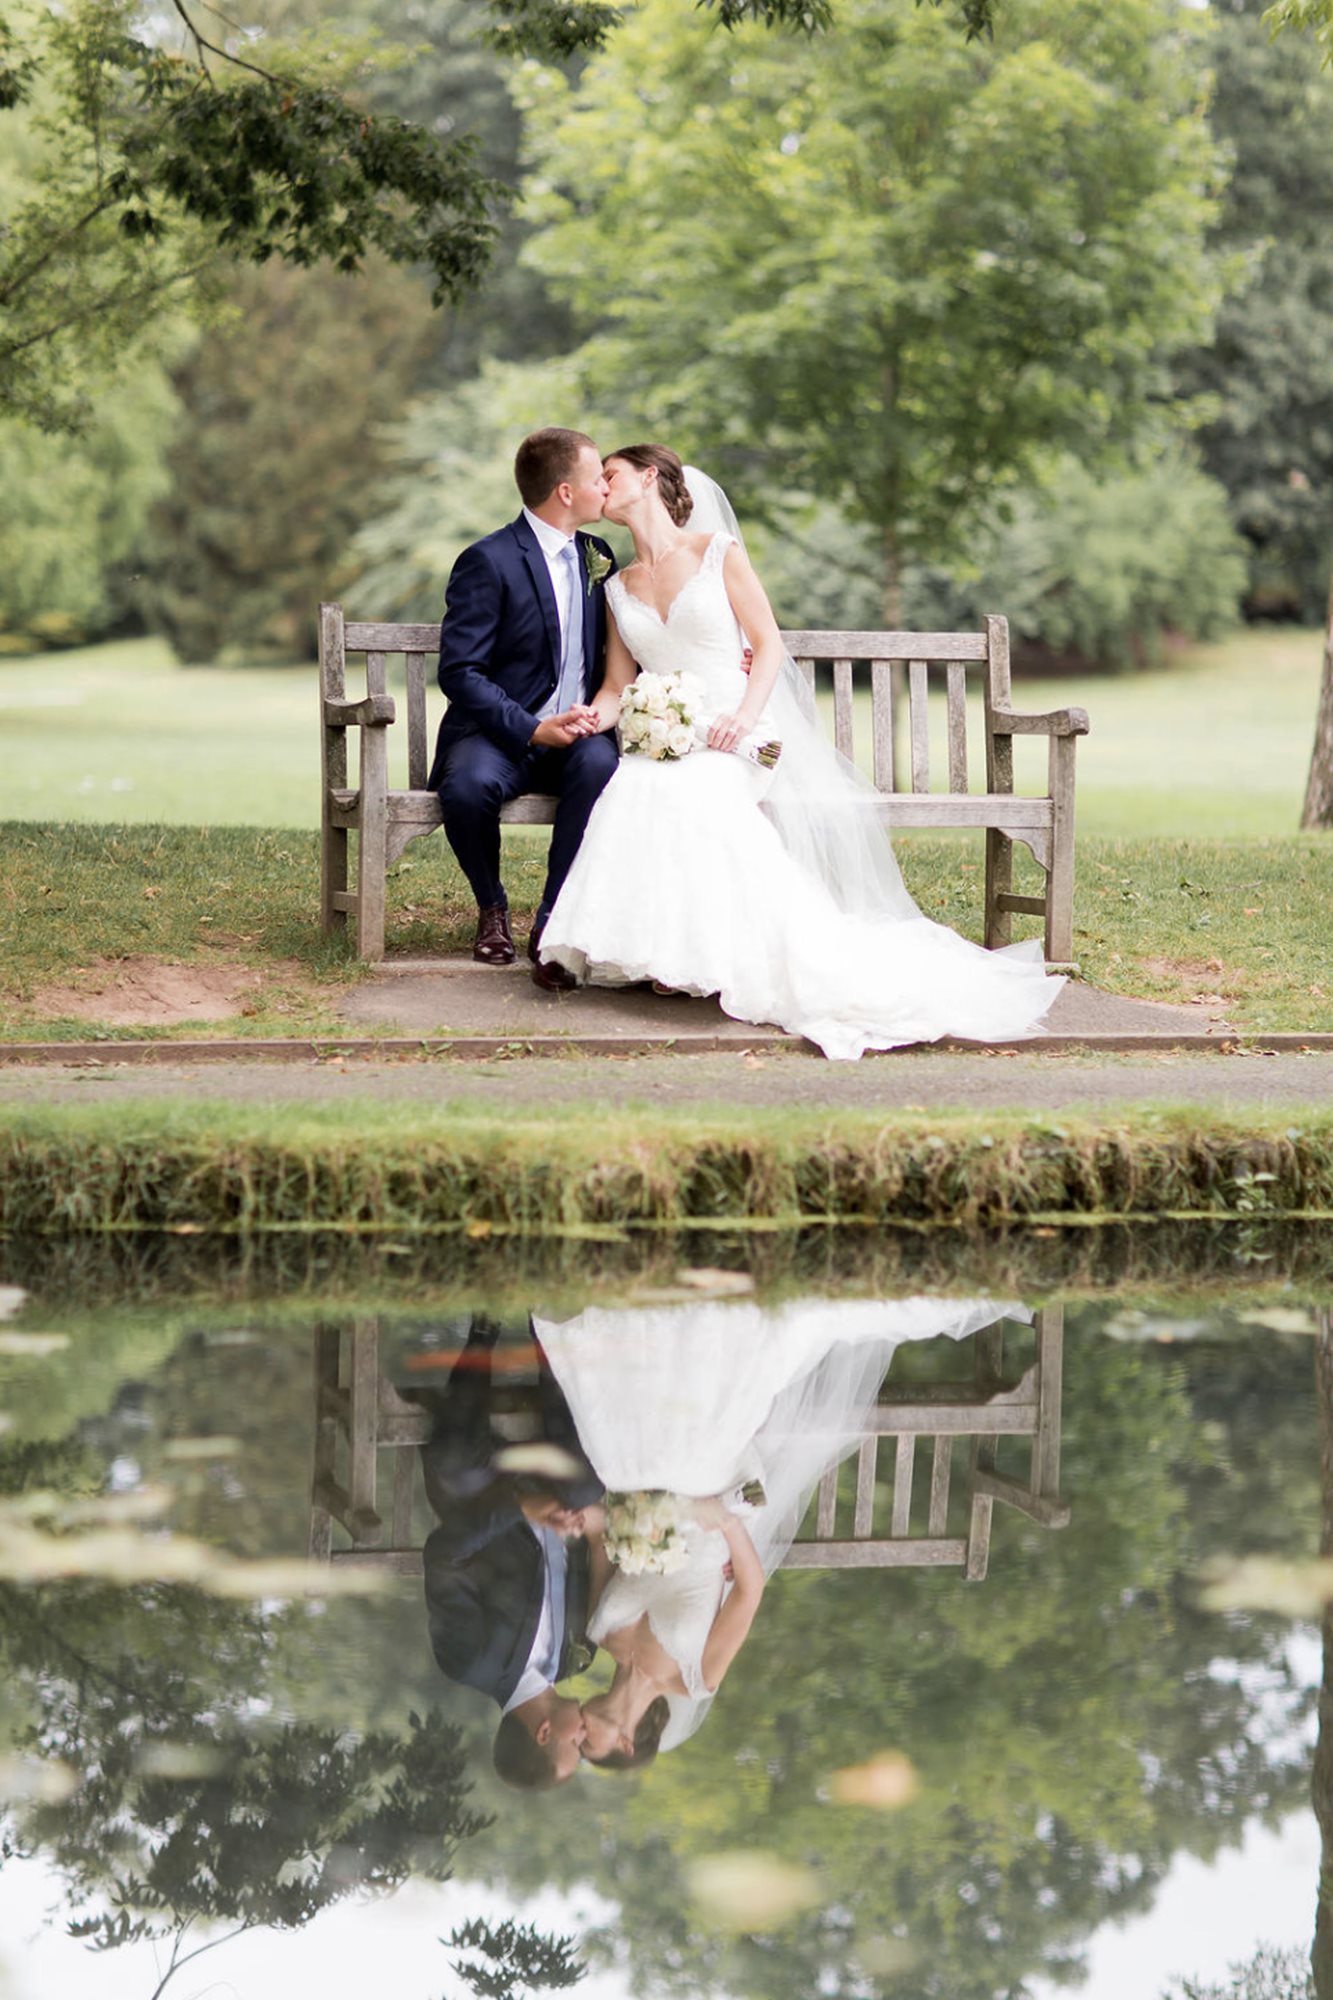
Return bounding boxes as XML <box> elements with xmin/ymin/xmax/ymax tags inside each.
<box><xmin>320</xmin><ymin>814</ymin><xmax>348</xmax><ymax>937</ymax></box>
<box><xmin>984</xmin><ymin>829</ymin><xmax>1013</xmax><ymax>948</ymax></box>
<box><xmin>1044</xmin><ymin>735</ymin><xmax>1078</xmax><ymax>963</ymax></box>
<box><xmin>356</xmin><ymin>725</ymin><xmax>390</xmax><ymax>962</ymax></box>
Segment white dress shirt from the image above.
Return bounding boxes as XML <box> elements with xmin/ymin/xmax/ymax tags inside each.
<box><xmin>502</xmin><ymin>1524</ymin><xmax>570</xmax><ymax>1714</ymax></box>
<box><xmin>523</xmin><ymin>506</ymin><xmax>583</xmax><ymax>722</ymax></box>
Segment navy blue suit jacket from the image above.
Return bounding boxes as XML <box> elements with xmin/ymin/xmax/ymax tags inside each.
<box><xmin>427</xmin><ymin>514</ymin><xmax>616</xmax><ymax>784</ymax></box>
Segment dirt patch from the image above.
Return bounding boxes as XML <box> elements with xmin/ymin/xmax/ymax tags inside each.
<box><xmin>1135</xmin><ymin>956</ymin><xmax>1239</xmax><ymax>1011</ymax></box>
<box><xmin>30</xmin><ymin>958</ymin><xmax>279</xmax><ymax>1027</ymax></box>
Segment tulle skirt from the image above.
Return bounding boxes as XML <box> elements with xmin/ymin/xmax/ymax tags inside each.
<box><xmin>541</xmin><ymin>751</ymin><xmax>1063</xmax><ymax>1061</ymax></box>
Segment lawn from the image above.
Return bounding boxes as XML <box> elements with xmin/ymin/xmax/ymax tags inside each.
<box><xmin>1</xmin><ymin>624</ymin><xmax>1329</xmax><ymax>1038</ymax></box>
<box><xmin>1</xmin><ymin>626</ymin><xmax>1324</xmax><ymax>839</ymax></box>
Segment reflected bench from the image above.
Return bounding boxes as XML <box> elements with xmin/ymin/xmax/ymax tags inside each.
<box><xmin>308</xmin><ymin>1310</ymin><xmax>1069</xmax><ymax>1585</ymax></box>
<box><xmin>318</xmin><ymin>604</ymin><xmax>1088</xmax><ymax>967</ymax></box>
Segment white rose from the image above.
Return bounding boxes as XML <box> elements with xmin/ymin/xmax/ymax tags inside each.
<box><xmin>622</xmin><ymin>711</ymin><xmax>649</xmax><ymax>745</ymax></box>
<box><xmin>666</xmin><ymin>724</ymin><xmax>693</xmax><ymax>758</ymax></box>
<box><xmin>647</xmin><ymin>717</ymin><xmax>671</xmax><ymax>753</ymax></box>
<box><xmin>645</xmin><ymin>684</ymin><xmax>669</xmax><ymax>718</ymax></box>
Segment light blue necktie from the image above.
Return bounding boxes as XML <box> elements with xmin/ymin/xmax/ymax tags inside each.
<box><xmin>554</xmin><ymin>541</ymin><xmax>585</xmax><ymax>710</ymax></box>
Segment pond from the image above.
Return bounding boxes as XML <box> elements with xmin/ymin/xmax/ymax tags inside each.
<box><xmin>0</xmin><ymin>1231</ymin><xmax>1328</xmax><ymax>2000</ymax></box>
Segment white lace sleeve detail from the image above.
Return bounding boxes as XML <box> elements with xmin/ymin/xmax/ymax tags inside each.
<box><xmin>702</xmin><ymin>531</ymin><xmax>736</xmax><ymax>574</ymax></box>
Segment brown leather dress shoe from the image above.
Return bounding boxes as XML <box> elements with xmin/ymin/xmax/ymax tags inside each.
<box><xmin>472</xmin><ymin>904</ymin><xmax>516</xmax><ymax>965</ymax></box>
<box><xmin>532</xmin><ymin>952</ymin><xmax>577</xmax><ymax>993</ymax></box>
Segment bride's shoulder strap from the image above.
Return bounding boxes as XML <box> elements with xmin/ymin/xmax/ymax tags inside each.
<box><xmin>703</xmin><ymin>529</ymin><xmax>736</xmax><ymax>571</ymax></box>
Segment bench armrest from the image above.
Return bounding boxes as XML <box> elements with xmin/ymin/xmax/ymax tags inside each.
<box><xmin>323</xmin><ymin>694</ymin><xmax>396</xmax><ymax>729</ymax></box>
<box><xmin>990</xmin><ymin>705</ymin><xmax>1089</xmax><ymax>738</ymax></box>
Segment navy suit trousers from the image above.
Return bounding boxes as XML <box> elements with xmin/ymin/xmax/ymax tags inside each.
<box><xmin>436</xmin><ymin>730</ymin><xmax>619</xmax><ymax>917</ymax></box>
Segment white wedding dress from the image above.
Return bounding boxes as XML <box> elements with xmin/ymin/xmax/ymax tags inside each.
<box><xmin>539</xmin><ymin>532</ymin><xmax>1065</xmax><ymax>1061</ymax></box>
<box><xmin>536</xmin><ymin>1293</ymin><xmax>1028</xmax><ymax>1747</ymax></box>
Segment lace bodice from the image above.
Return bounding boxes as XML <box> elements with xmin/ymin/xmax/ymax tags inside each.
<box><xmin>587</xmin><ymin>1522</ymin><xmax>728</xmax><ymax>1702</ymax></box>
<box><xmin>607</xmin><ymin>532</ymin><xmax>749</xmax><ymax>712</ymax></box>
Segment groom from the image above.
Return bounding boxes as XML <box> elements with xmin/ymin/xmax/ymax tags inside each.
<box><xmin>416</xmin><ymin>1316</ymin><xmax>605</xmax><ymax>1790</ymax></box>
<box><xmin>426</xmin><ymin>427</ymin><xmax>618</xmax><ymax>991</ymax></box>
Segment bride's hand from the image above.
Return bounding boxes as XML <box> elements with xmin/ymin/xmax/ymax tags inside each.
<box><xmin>688</xmin><ymin>1494</ymin><xmax>733</xmax><ymax>1530</ymax></box>
<box><xmin>707</xmin><ymin>711</ymin><xmax>751</xmax><ymax>753</ymax></box>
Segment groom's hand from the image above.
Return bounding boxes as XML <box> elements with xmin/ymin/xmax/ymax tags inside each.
<box><xmin>531</xmin><ymin>706</ymin><xmax>599</xmax><ymax>748</ymax></box>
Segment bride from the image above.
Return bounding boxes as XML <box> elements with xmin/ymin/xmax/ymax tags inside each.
<box><xmin>537</xmin><ymin>444</ymin><xmax>1065</xmax><ymax>1062</ymax></box>
<box><xmin>534</xmin><ymin>1293</ymin><xmax>1027</xmax><ymax>1763</ymax></box>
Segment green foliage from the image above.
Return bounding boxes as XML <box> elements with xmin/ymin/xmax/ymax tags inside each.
<box><xmin>447</xmin><ymin>1916</ymin><xmax>588</xmax><ymax>1999</ymax></box>
<box><xmin>1163</xmin><ymin>1943</ymin><xmax>1315</xmax><ymax>2000</ymax></box>
<box><xmin>0</xmin><ymin>0</ymin><xmax>497</xmax><ymax>427</ymax></box>
<box><xmin>0</xmin><ymin>360</ymin><xmax>179</xmax><ymax>651</ymax></box>
<box><xmin>136</xmin><ymin>257</ymin><xmax>433</xmax><ymax>662</ymax></box>
<box><xmin>520</xmin><ymin>0</ymin><xmax>1225</xmax><ymax>613</ymax></box>
<box><xmin>914</xmin><ymin>452</ymin><xmax>1246</xmax><ymax>669</ymax></box>
<box><xmin>1174</xmin><ymin>0</ymin><xmax>1333</xmax><ymax>623</ymax></box>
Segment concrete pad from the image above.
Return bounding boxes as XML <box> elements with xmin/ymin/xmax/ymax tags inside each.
<box><xmin>334</xmin><ymin>953</ymin><xmax>1237</xmax><ymax>1048</ymax></box>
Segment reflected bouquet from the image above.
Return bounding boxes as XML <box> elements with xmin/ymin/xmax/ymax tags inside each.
<box><xmin>603</xmin><ymin>1490</ymin><xmax>692</xmax><ymax>1575</ymax></box>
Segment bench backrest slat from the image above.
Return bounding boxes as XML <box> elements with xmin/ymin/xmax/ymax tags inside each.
<box><xmin>365</xmin><ymin>651</ymin><xmax>387</xmax><ymax>697</ymax></box>
<box><xmin>832</xmin><ymin>659</ymin><xmax>854</xmax><ymax>760</ymax></box>
<box><xmin>783</xmin><ymin>630</ymin><xmax>989</xmax><ymax>662</ymax></box>
<box><xmin>871</xmin><ymin>660</ymin><xmax>895</xmax><ymax>791</ymax></box>
<box><xmin>909</xmin><ymin>660</ymin><xmax>930</xmax><ymax>793</ymax></box>
<box><xmin>947</xmin><ymin>662</ymin><xmax>969</xmax><ymax>794</ymax></box>
<box><xmin>405</xmin><ymin>654</ymin><xmax>429</xmax><ymax>790</ymax></box>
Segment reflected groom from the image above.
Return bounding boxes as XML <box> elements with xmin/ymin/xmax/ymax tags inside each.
<box><xmin>416</xmin><ymin>1317</ymin><xmax>605</xmax><ymax>1791</ymax></box>
<box><xmin>426</xmin><ymin>428</ymin><xmax>618</xmax><ymax>991</ymax></box>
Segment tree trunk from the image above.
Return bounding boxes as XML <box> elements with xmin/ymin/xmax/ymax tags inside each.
<box><xmin>1301</xmin><ymin>563</ymin><xmax>1333</xmax><ymax>828</ymax></box>
<box><xmin>1312</xmin><ymin>1310</ymin><xmax>1333</xmax><ymax>1999</ymax></box>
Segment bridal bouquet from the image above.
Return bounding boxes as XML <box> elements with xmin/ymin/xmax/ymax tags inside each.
<box><xmin>618</xmin><ymin>672</ymin><xmax>703</xmax><ymax>761</ymax></box>
<box><xmin>620</xmin><ymin>671</ymin><xmax>781</xmax><ymax>770</ymax></box>
<box><xmin>603</xmin><ymin>1490</ymin><xmax>692</xmax><ymax>1576</ymax></box>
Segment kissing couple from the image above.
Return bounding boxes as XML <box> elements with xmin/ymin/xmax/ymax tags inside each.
<box><xmin>426</xmin><ymin>425</ymin><xmax>1064</xmax><ymax>1060</ymax></box>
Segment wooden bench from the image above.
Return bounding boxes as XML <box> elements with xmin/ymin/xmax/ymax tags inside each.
<box><xmin>319</xmin><ymin>602</ymin><xmax>1089</xmax><ymax>965</ymax></box>
<box><xmin>307</xmin><ymin>1309</ymin><xmax>1069</xmax><ymax>1584</ymax></box>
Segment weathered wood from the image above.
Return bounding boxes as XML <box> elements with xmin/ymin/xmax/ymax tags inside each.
<box><xmin>405</xmin><ymin>654</ymin><xmax>429</xmax><ymax>790</ymax></box>
<box><xmin>833</xmin><ymin>660</ymin><xmax>855</xmax><ymax>759</ymax></box>
<box><xmin>356</xmin><ymin>718</ymin><xmax>390</xmax><ymax>962</ymax></box>
<box><xmin>991</xmin><ymin>706</ymin><xmax>1089</xmax><ymax>738</ymax></box>
<box><xmin>965</xmin><ymin>1493</ymin><xmax>994</xmax><ymax>1582</ymax></box>
<box><xmin>946</xmin><ymin>662</ymin><xmax>968</xmax><ymax>793</ymax></box>
<box><xmin>319</xmin><ymin>604</ymin><xmax>350</xmax><ymax>938</ymax></box>
<box><xmin>1045</xmin><ymin>730</ymin><xmax>1079</xmax><ymax>963</ymax></box>
<box><xmin>972</xmin><ymin>1470</ymin><xmax>1072</xmax><ymax>1529</ymax></box>
<box><xmin>346</xmin><ymin>621</ymin><xmax>439</xmax><ymax>651</ymax></box>
<box><xmin>1032</xmin><ymin>1304</ymin><xmax>1064</xmax><ymax>1498</ymax></box>
<box><xmin>891</xmin><ymin>1434</ymin><xmax>915</xmax><ymax>1536</ymax></box>
<box><xmin>871</xmin><ymin>661</ymin><xmax>895</xmax><ymax>792</ymax></box>
<box><xmin>928</xmin><ymin>1435</ymin><xmax>952</xmax><ymax>1536</ymax></box>
<box><xmin>392</xmin><ymin>1447</ymin><xmax>415</xmax><ymax>1548</ymax></box>
<box><xmin>320</xmin><ymin>604</ymin><xmax>1084</xmax><ymax>967</ymax></box>
<box><xmin>784</xmin><ymin>1538</ymin><xmax>970</xmax><ymax>1570</ymax></box>
<box><xmin>781</xmin><ymin>630</ymin><xmax>989</xmax><ymax>661</ymax></box>
<box><xmin>817</xmin><ymin>1466</ymin><xmax>838</xmax><ymax>1538</ymax></box>
<box><xmin>865</xmin><ymin>1403</ymin><xmax>1038</xmax><ymax>1435</ymax></box>
<box><xmin>909</xmin><ymin>662</ymin><xmax>930</xmax><ymax>793</ymax></box>
<box><xmin>348</xmin><ymin>1323</ymin><xmax>381</xmax><ymax>1533</ymax></box>
<box><xmin>854</xmin><ymin>1438</ymin><xmax>878</xmax><ymax>1537</ymax></box>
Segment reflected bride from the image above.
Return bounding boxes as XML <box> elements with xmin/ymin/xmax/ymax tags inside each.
<box><xmin>536</xmin><ymin>1294</ymin><xmax>1022</xmax><ymax>1759</ymax></box>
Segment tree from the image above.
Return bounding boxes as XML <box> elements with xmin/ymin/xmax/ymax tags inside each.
<box><xmin>1</xmin><ymin>0</ymin><xmax>915</xmax><ymax>431</ymax></box>
<box><xmin>0</xmin><ymin>0</ymin><xmax>497</xmax><ymax>430</ymax></box>
<box><xmin>1173</xmin><ymin>1</ymin><xmax>1333</xmax><ymax>628</ymax></box>
<box><xmin>136</xmin><ymin>256</ymin><xmax>434</xmax><ymax>662</ymax></box>
<box><xmin>519</xmin><ymin>0</ymin><xmax>1224</xmax><ymax>622</ymax></box>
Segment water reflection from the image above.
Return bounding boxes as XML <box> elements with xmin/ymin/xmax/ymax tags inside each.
<box><xmin>0</xmin><ymin>1263</ymin><xmax>1325</xmax><ymax>2000</ymax></box>
<box><xmin>311</xmin><ymin>1298</ymin><xmax>1070</xmax><ymax>1788</ymax></box>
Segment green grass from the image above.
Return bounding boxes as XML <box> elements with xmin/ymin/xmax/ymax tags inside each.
<box><xmin>2</xmin><ymin>1099</ymin><xmax>1332</xmax><ymax>1231</ymax></box>
<box><xmin>0</xmin><ymin>626</ymin><xmax>1324</xmax><ymax>838</ymax></box>
<box><xmin>1</xmin><ymin>821</ymin><xmax>1330</xmax><ymax>1035</ymax></box>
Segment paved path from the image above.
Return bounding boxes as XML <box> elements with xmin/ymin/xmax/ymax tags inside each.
<box><xmin>1</xmin><ymin>1049</ymin><xmax>1330</xmax><ymax>1114</ymax></box>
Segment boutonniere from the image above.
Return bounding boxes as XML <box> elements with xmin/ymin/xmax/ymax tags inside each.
<box><xmin>584</xmin><ymin>546</ymin><xmax>612</xmax><ymax>592</ymax></box>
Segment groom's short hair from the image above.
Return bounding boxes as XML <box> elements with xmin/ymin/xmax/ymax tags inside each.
<box><xmin>493</xmin><ymin>1711</ymin><xmax>562</xmax><ymax>1792</ymax></box>
<box><xmin>515</xmin><ymin>428</ymin><xmax>598</xmax><ymax>509</ymax></box>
